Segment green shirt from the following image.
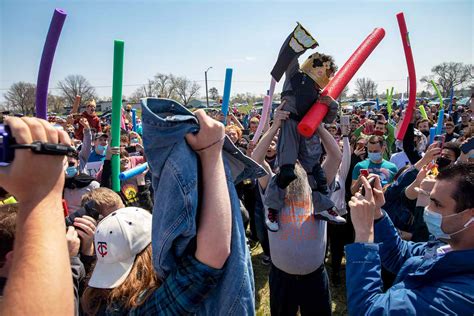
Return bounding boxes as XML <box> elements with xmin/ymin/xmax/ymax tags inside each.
<box><xmin>351</xmin><ymin>159</ymin><xmax>399</xmax><ymax>186</ymax></box>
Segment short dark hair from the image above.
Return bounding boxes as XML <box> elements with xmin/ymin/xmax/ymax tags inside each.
<box><xmin>318</xmin><ymin>53</ymin><xmax>338</xmax><ymax>73</ymax></box>
<box><xmin>367</xmin><ymin>135</ymin><xmax>384</xmax><ymax>147</ymax></box>
<box><xmin>443</xmin><ymin>142</ymin><xmax>461</xmax><ymax>160</ymax></box>
<box><xmin>0</xmin><ymin>204</ymin><xmax>18</xmax><ymax>267</ymax></box>
<box><xmin>437</xmin><ymin>163</ymin><xmax>474</xmax><ymax>213</ymax></box>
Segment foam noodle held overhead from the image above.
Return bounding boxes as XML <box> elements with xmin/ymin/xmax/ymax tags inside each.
<box><xmin>111</xmin><ymin>40</ymin><xmax>124</xmax><ymax>192</ymax></box>
<box><xmin>298</xmin><ymin>28</ymin><xmax>385</xmax><ymax>138</ymax></box>
<box><xmin>221</xmin><ymin>68</ymin><xmax>233</xmax><ymax>124</ymax></box>
<box><xmin>252</xmin><ymin>95</ymin><xmax>271</xmax><ymax>144</ymax></box>
<box><xmin>395</xmin><ymin>12</ymin><xmax>417</xmax><ymax>141</ymax></box>
<box><xmin>36</xmin><ymin>8</ymin><xmax>67</xmax><ymax>119</ymax></box>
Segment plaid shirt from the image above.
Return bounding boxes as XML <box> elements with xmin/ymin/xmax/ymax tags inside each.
<box><xmin>128</xmin><ymin>255</ymin><xmax>224</xmax><ymax>315</ymax></box>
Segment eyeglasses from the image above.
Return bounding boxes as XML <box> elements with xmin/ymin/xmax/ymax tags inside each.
<box><xmin>446</xmin><ymin>125</ymin><xmax>454</xmax><ymax>128</ymax></box>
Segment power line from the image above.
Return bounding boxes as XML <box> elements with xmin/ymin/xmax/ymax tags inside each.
<box><xmin>0</xmin><ymin>78</ymin><xmax>410</xmax><ymax>91</ymax></box>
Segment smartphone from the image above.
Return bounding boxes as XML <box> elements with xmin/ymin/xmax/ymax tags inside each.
<box><xmin>434</xmin><ymin>135</ymin><xmax>445</xmax><ymax>148</ymax></box>
<box><xmin>341</xmin><ymin>115</ymin><xmax>350</xmax><ymax>126</ymax></box>
<box><xmin>460</xmin><ymin>137</ymin><xmax>474</xmax><ymax>154</ymax></box>
<box><xmin>125</xmin><ymin>145</ymin><xmax>137</xmax><ymax>154</ymax></box>
<box><xmin>360</xmin><ymin>169</ymin><xmax>369</xmax><ymax>177</ymax></box>
<box><xmin>361</xmin><ymin>177</ymin><xmax>376</xmax><ymax>196</ymax></box>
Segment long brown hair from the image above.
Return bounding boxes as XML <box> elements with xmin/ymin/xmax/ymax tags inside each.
<box><xmin>81</xmin><ymin>245</ymin><xmax>160</xmax><ymax>315</ymax></box>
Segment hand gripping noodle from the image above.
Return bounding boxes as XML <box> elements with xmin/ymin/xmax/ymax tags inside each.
<box><xmin>298</xmin><ymin>28</ymin><xmax>385</xmax><ymax>137</ymax></box>
<box><xmin>221</xmin><ymin>68</ymin><xmax>233</xmax><ymax>124</ymax></box>
<box><xmin>111</xmin><ymin>40</ymin><xmax>124</xmax><ymax>192</ymax></box>
<box><xmin>119</xmin><ymin>162</ymin><xmax>148</xmax><ymax>181</ymax></box>
<box><xmin>36</xmin><ymin>9</ymin><xmax>67</xmax><ymax>119</ymax></box>
<box><xmin>395</xmin><ymin>12</ymin><xmax>417</xmax><ymax>141</ymax></box>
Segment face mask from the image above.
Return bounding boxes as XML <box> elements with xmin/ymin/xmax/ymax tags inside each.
<box><xmin>436</xmin><ymin>157</ymin><xmax>452</xmax><ymax>170</ymax></box>
<box><xmin>421</xmin><ymin>130</ymin><xmax>430</xmax><ymax>137</ymax></box>
<box><xmin>97</xmin><ymin>144</ymin><xmax>107</xmax><ymax>154</ymax></box>
<box><xmin>368</xmin><ymin>152</ymin><xmax>382</xmax><ymax>163</ymax></box>
<box><xmin>65</xmin><ymin>166</ymin><xmax>78</xmax><ymax>178</ymax></box>
<box><xmin>423</xmin><ymin>207</ymin><xmax>474</xmax><ymax>240</ymax></box>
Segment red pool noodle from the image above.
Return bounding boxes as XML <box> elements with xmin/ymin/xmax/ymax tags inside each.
<box><xmin>297</xmin><ymin>28</ymin><xmax>385</xmax><ymax>138</ymax></box>
<box><xmin>395</xmin><ymin>12</ymin><xmax>416</xmax><ymax>141</ymax></box>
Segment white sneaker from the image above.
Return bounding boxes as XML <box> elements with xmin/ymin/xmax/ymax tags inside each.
<box><xmin>265</xmin><ymin>208</ymin><xmax>279</xmax><ymax>232</ymax></box>
<box><xmin>315</xmin><ymin>207</ymin><xmax>346</xmax><ymax>225</ymax></box>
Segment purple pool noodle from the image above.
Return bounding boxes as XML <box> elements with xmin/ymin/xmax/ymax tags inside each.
<box><xmin>36</xmin><ymin>8</ymin><xmax>67</xmax><ymax>119</ymax></box>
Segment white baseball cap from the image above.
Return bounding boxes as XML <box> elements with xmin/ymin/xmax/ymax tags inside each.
<box><xmin>88</xmin><ymin>207</ymin><xmax>152</xmax><ymax>289</ymax></box>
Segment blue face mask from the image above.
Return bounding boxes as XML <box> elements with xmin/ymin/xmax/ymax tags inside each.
<box><xmin>368</xmin><ymin>152</ymin><xmax>382</xmax><ymax>163</ymax></box>
<box><xmin>97</xmin><ymin>144</ymin><xmax>107</xmax><ymax>154</ymax></box>
<box><xmin>65</xmin><ymin>166</ymin><xmax>78</xmax><ymax>178</ymax></box>
<box><xmin>423</xmin><ymin>207</ymin><xmax>474</xmax><ymax>240</ymax></box>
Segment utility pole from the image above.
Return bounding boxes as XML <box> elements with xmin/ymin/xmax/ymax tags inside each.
<box><xmin>205</xmin><ymin>66</ymin><xmax>213</xmax><ymax>107</ymax></box>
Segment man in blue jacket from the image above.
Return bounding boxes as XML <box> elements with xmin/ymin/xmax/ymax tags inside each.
<box><xmin>345</xmin><ymin>163</ymin><xmax>474</xmax><ymax>315</ymax></box>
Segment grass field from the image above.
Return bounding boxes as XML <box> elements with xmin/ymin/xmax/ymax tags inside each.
<box><xmin>251</xmin><ymin>244</ymin><xmax>348</xmax><ymax>316</ymax></box>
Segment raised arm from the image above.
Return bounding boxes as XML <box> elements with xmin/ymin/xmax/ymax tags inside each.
<box><xmin>185</xmin><ymin>110</ymin><xmax>231</xmax><ymax>269</ymax></box>
<box><xmin>319</xmin><ymin>123</ymin><xmax>342</xmax><ymax>184</ymax></box>
<box><xmin>251</xmin><ymin>105</ymin><xmax>289</xmax><ymax>190</ymax></box>
<box><xmin>0</xmin><ymin>117</ymin><xmax>73</xmax><ymax>315</ymax></box>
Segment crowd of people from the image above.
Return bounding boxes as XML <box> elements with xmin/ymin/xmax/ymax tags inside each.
<box><xmin>0</xmin><ymin>59</ymin><xmax>473</xmax><ymax>315</ymax></box>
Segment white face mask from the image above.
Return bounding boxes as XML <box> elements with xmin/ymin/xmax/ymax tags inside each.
<box><xmin>423</xmin><ymin>207</ymin><xmax>474</xmax><ymax>240</ymax></box>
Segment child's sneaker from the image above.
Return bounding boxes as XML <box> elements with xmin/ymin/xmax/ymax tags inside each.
<box><xmin>265</xmin><ymin>208</ymin><xmax>280</xmax><ymax>232</ymax></box>
<box><xmin>314</xmin><ymin>207</ymin><xmax>346</xmax><ymax>225</ymax></box>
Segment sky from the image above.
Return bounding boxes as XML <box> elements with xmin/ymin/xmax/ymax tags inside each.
<box><xmin>0</xmin><ymin>0</ymin><xmax>472</xmax><ymax>103</ymax></box>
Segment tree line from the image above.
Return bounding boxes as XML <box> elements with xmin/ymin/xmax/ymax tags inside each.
<box><xmin>2</xmin><ymin>62</ymin><xmax>472</xmax><ymax>115</ymax></box>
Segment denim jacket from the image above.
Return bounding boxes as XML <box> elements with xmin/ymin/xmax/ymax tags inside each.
<box><xmin>141</xmin><ymin>98</ymin><xmax>265</xmax><ymax>315</ymax></box>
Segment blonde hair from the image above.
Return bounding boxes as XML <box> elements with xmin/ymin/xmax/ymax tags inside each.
<box><xmin>81</xmin><ymin>188</ymin><xmax>123</xmax><ymax>217</ymax></box>
<box><xmin>81</xmin><ymin>245</ymin><xmax>160</xmax><ymax>315</ymax></box>
<box><xmin>225</xmin><ymin>125</ymin><xmax>242</xmax><ymax>140</ymax></box>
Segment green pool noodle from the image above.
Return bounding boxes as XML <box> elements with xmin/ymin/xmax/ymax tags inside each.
<box><xmin>111</xmin><ymin>40</ymin><xmax>124</xmax><ymax>192</ymax></box>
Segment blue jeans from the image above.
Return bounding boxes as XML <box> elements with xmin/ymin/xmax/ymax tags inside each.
<box><xmin>141</xmin><ymin>98</ymin><xmax>262</xmax><ymax>315</ymax></box>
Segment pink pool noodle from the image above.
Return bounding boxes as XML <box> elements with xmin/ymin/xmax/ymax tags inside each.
<box><xmin>36</xmin><ymin>8</ymin><xmax>67</xmax><ymax>119</ymax></box>
<box><xmin>252</xmin><ymin>95</ymin><xmax>271</xmax><ymax>144</ymax></box>
<box><xmin>395</xmin><ymin>12</ymin><xmax>417</xmax><ymax>141</ymax></box>
<box><xmin>297</xmin><ymin>28</ymin><xmax>385</xmax><ymax>138</ymax></box>
<box><xmin>252</xmin><ymin>78</ymin><xmax>277</xmax><ymax>144</ymax></box>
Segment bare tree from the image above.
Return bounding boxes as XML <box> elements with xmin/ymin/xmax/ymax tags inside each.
<box><xmin>3</xmin><ymin>82</ymin><xmax>36</xmax><ymax>115</ymax></box>
<box><xmin>47</xmin><ymin>94</ymin><xmax>66</xmax><ymax>114</ymax></box>
<box><xmin>421</xmin><ymin>62</ymin><xmax>472</xmax><ymax>97</ymax></box>
<box><xmin>57</xmin><ymin>75</ymin><xmax>97</xmax><ymax>108</ymax></box>
<box><xmin>173</xmin><ymin>76</ymin><xmax>200</xmax><ymax>106</ymax></box>
<box><xmin>154</xmin><ymin>73</ymin><xmax>176</xmax><ymax>98</ymax></box>
<box><xmin>209</xmin><ymin>87</ymin><xmax>219</xmax><ymax>100</ymax></box>
<box><xmin>355</xmin><ymin>78</ymin><xmax>378</xmax><ymax>100</ymax></box>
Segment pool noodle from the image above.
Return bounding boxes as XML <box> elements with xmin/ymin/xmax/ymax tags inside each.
<box><xmin>111</xmin><ymin>40</ymin><xmax>124</xmax><ymax>192</ymax></box>
<box><xmin>297</xmin><ymin>28</ymin><xmax>385</xmax><ymax>137</ymax></box>
<box><xmin>395</xmin><ymin>12</ymin><xmax>417</xmax><ymax>141</ymax></box>
<box><xmin>35</xmin><ymin>8</ymin><xmax>67</xmax><ymax>119</ymax></box>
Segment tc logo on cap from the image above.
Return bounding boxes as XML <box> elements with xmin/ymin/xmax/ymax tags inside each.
<box><xmin>97</xmin><ymin>241</ymin><xmax>108</xmax><ymax>257</ymax></box>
